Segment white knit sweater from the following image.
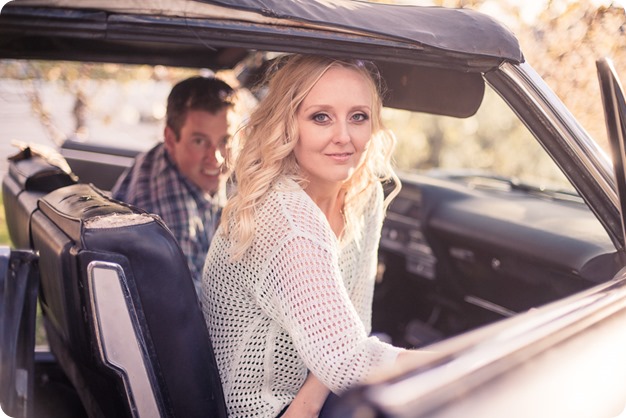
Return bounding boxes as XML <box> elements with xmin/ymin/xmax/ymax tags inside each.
<box><xmin>201</xmin><ymin>177</ymin><xmax>401</xmax><ymax>418</ymax></box>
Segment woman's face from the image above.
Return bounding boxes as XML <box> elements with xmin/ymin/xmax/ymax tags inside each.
<box><xmin>294</xmin><ymin>66</ymin><xmax>373</xmax><ymax>190</ymax></box>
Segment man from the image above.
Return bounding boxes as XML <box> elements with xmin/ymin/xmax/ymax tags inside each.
<box><xmin>112</xmin><ymin>76</ymin><xmax>235</xmax><ymax>295</ymax></box>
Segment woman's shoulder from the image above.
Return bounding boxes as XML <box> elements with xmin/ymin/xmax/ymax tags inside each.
<box><xmin>266</xmin><ymin>177</ymin><xmax>313</xmax><ymax>210</ymax></box>
<box><xmin>261</xmin><ymin>177</ymin><xmax>335</xmax><ymax>243</ymax></box>
<box><xmin>370</xmin><ymin>180</ymin><xmax>384</xmax><ymax>201</ymax></box>
<box><xmin>360</xmin><ymin>180</ymin><xmax>384</xmax><ymax>217</ymax></box>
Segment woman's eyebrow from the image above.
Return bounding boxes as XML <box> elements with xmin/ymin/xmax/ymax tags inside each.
<box><xmin>300</xmin><ymin>104</ymin><xmax>372</xmax><ymax>112</ymax></box>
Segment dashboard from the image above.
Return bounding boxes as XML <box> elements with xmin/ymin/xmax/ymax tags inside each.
<box><xmin>374</xmin><ymin>171</ymin><xmax>621</xmax><ymax>347</ymax></box>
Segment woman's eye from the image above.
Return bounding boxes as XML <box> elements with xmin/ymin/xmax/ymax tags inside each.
<box><xmin>312</xmin><ymin>113</ymin><xmax>329</xmax><ymax>123</ymax></box>
<box><xmin>352</xmin><ymin>113</ymin><xmax>369</xmax><ymax>122</ymax></box>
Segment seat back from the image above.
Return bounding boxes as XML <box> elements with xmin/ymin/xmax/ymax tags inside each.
<box><xmin>2</xmin><ymin>147</ymin><xmax>76</xmax><ymax>249</ymax></box>
<box><xmin>0</xmin><ymin>247</ymin><xmax>39</xmax><ymax>418</ymax></box>
<box><xmin>1</xmin><ymin>147</ymin><xmax>75</xmax><ymax>418</ymax></box>
<box><xmin>30</xmin><ymin>183</ymin><xmax>227</xmax><ymax>418</ymax></box>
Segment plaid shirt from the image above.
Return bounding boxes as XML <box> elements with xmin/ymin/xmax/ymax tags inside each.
<box><xmin>112</xmin><ymin>143</ymin><xmax>223</xmax><ymax>295</ymax></box>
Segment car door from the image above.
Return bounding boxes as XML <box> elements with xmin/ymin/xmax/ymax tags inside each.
<box><xmin>598</xmin><ymin>57</ymin><xmax>626</xmax><ymax>246</ymax></box>
<box><xmin>328</xmin><ymin>58</ymin><xmax>626</xmax><ymax>418</ymax></box>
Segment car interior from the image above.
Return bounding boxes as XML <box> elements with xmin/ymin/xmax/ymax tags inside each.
<box><xmin>2</xmin><ymin>150</ymin><xmax>227</xmax><ymax>417</ymax></box>
<box><xmin>1</xmin><ymin>4</ymin><xmax>623</xmax><ymax>416</ymax></box>
<box><xmin>372</xmin><ymin>171</ymin><xmax>620</xmax><ymax>348</ymax></box>
<box><xmin>2</xmin><ymin>73</ymin><xmax>621</xmax><ymax>417</ymax></box>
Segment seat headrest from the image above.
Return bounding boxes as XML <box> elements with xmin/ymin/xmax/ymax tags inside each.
<box><xmin>37</xmin><ymin>184</ymin><xmax>142</xmax><ymax>243</ymax></box>
<box><xmin>8</xmin><ymin>148</ymin><xmax>76</xmax><ymax>193</ymax></box>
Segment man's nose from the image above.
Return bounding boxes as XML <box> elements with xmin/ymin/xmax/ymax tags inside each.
<box><xmin>205</xmin><ymin>146</ymin><xmax>225</xmax><ymax>166</ymax></box>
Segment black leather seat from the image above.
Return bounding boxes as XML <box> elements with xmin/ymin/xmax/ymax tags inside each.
<box><xmin>0</xmin><ymin>247</ymin><xmax>39</xmax><ymax>418</ymax></box>
<box><xmin>1</xmin><ymin>148</ymin><xmax>76</xmax><ymax>418</ymax></box>
<box><xmin>29</xmin><ymin>183</ymin><xmax>227</xmax><ymax>417</ymax></box>
<box><xmin>2</xmin><ymin>147</ymin><xmax>76</xmax><ymax>250</ymax></box>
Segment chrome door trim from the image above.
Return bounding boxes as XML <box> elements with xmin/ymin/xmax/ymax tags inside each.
<box><xmin>87</xmin><ymin>261</ymin><xmax>161</xmax><ymax>418</ymax></box>
<box><xmin>486</xmin><ymin>62</ymin><xmax>621</xmax><ymax>248</ymax></box>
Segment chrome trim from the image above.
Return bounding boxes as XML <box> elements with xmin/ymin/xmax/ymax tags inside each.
<box><xmin>87</xmin><ymin>261</ymin><xmax>160</xmax><ymax>418</ymax></box>
<box><xmin>498</xmin><ymin>61</ymin><xmax>617</xmax><ymax>208</ymax></box>
<box><xmin>464</xmin><ymin>295</ymin><xmax>515</xmax><ymax>317</ymax></box>
<box><xmin>368</xmin><ymin>267</ymin><xmax>626</xmax><ymax>416</ymax></box>
<box><xmin>60</xmin><ymin>148</ymin><xmax>136</xmax><ymax>168</ymax></box>
<box><xmin>597</xmin><ymin>57</ymin><xmax>626</xmax><ymax>248</ymax></box>
<box><xmin>384</xmin><ymin>212</ymin><xmax>421</xmax><ymax>227</ymax></box>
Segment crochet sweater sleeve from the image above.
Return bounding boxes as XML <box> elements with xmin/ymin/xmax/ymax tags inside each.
<box><xmin>255</xmin><ymin>182</ymin><xmax>400</xmax><ymax>393</ymax></box>
<box><xmin>346</xmin><ymin>182</ymin><xmax>385</xmax><ymax>334</ymax></box>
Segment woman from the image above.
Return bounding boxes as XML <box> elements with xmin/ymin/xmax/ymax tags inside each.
<box><xmin>202</xmin><ymin>54</ymin><xmax>432</xmax><ymax>418</ymax></box>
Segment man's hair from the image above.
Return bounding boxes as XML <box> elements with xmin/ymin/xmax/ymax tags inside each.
<box><xmin>166</xmin><ymin>76</ymin><xmax>235</xmax><ymax>138</ymax></box>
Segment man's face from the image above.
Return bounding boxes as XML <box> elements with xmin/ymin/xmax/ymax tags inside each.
<box><xmin>164</xmin><ymin>108</ymin><xmax>230</xmax><ymax>195</ymax></box>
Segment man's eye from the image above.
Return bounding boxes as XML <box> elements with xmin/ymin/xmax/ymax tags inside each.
<box><xmin>193</xmin><ymin>138</ymin><xmax>205</xmax><ymax>145</ymax></box>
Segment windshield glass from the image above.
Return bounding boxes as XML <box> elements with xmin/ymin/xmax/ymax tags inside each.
<box><xmin>383</xmin><ymin>83</ymin><xmax>576</xmax><ymax>195</ymax></box>
<box><xmin>1</xmin><ymin>60</ymin><xmax>575</xmax><ymax>196</ymax></box>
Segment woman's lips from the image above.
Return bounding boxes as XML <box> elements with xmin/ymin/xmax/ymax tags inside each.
<box><xmin>326</xmin><ymin>152</ymin><xmax>353</xmax><ymax>163</ymax></box>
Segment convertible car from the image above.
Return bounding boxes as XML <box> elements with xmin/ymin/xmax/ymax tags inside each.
<box><xmin>2</xmin><ymin>1</ymin><xmax>626</xmax><ymax>417</ymax></box>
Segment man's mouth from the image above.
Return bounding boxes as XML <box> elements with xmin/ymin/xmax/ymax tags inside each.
<box><xmin>202</xmin><ymin>168</ymin><xmax>221</xmax><ymax>176</ymax></box>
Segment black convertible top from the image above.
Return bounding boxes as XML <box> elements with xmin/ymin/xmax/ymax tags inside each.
<box><xmin>0</xmin><ymin>0</ymin><xmax>520</xmax><ymax>116</ymax></box>
<box><xmin>2</xmin><ymin>0</ymin><xmax>523</xmax><ymax>64</ymax></box>
<box><xmin>202</xmin><ymin>0</ymin><xmax>522</xmax><ymax>61</ymax></box>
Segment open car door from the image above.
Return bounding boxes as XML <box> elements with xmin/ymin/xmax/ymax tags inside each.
<box><xmin>598</xmin><ymin>57</ymin><xmax>626</xmax><ymax>247</ymax></box>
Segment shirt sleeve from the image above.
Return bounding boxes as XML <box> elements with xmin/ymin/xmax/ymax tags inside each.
<box><xmin>256</xmin><ymin>227</ymin><xmax>400</xmax><ymax>394</ymax></box>
<box><xmin>111</xmin><ymin>167</ymin><xmax>131</xmax><ymax>201</ymax></box>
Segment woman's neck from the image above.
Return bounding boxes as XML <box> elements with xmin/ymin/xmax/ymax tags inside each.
<box><xmin>303</xmin><ymin>181</ymin><xmax>346</xmax><ymax>238</ymax></box>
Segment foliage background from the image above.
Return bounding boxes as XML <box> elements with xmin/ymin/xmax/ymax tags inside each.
<box><xmin>409</xmin><ymin>0</ymin><xmax>626</xmax><ymax>152</ymax></box>
<box><xmin>0</xmin><ymin>0</ymin><xmax>625</xmax><ymax>247</ymax></box>
<box><xmin>376</xmin><ymin>0</ymin><xmax>625</xmax><ymax>175</ymax></box>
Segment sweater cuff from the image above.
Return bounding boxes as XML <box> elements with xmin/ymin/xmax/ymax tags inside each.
<box><xmin>378</xmin><ymin>341</ymin><xmax>402</xmax><ymax>368</ymax></box>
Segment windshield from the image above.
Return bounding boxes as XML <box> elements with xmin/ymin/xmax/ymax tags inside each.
<box><xmin>383</xmin><ymin>83</ymin><xmax>576</xmax><ymax>195</ymax></box>
<box><xmin>1</xmin><ymin>59</ymin><xmax>575</xmax><ymax>197</ymax></box>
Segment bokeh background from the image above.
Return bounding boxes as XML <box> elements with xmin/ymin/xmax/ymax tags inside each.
<box><xmin>0</xmin><ymin>0</ymin><xmax>625</xmax><ymax>247</ymax></box>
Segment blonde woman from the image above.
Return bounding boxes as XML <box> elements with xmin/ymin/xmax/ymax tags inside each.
<box><xmin>202</xmin><ymin>54</ymin><xmax>433</xmax><ymax>418</ymax></box>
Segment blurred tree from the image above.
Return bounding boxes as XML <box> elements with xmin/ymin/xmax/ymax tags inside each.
<box><xmin>0</xmin><ymin>60</ymin><xmax>199</xmax><ymax>145</ymax></box>
<box><xmin>429</xmin><ymin>0</ymin><xmax>626</xmax><ymax>150</ymax></box>
<box><xmin>523</xmin><ymin>1</ymin><xmax>626</xmax><ymax>150</ymax></box>
<box><xmin>381</xmin><ymin>0</ymin><xmax>624</xmax><ymax>185</ymax></box>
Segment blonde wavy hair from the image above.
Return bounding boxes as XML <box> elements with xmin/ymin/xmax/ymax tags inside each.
<box><xmin>222</xmin><ymin>54</ymin><xmax>401</xmax><ymax>260</ymax></box>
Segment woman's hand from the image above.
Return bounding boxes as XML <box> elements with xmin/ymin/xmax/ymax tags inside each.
<box><xmin>282</xmin><ymin>373</ymin><xmax>330</xmax><ymax>418</ymax></box>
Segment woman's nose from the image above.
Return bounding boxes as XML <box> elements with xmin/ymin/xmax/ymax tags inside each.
<box><xmin>334</xmin><ymin>121</ymin><xmax>351</xmax><ymax>144</ymax></box>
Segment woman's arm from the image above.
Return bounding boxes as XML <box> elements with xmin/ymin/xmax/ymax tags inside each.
<box><xmin>282</xmin><ymin>373</ymin><xmax>330</xmax><ymax>418</ymax></box>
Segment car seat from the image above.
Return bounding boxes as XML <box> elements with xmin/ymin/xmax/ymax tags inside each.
<box><xmin>1</xmin><ymin>148</ymin><xmax>76</xmax><ymax>418</ymax></box>
<box><xmin>14</xmin><ymin>177</ymin><xmax>227</xmax><ymax>417</ymax></box>
<box><xmin>2</xmin><ymin>147</ymin><xmax>76</xmax><ymax>250</ymax></box>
